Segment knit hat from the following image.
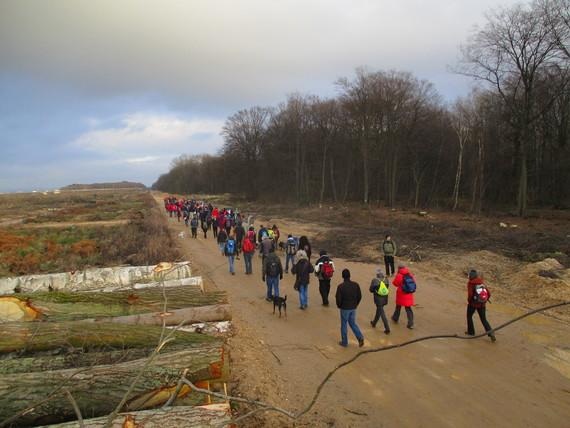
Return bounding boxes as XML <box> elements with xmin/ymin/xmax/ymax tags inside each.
<box><xmin>468</xmin><ymin>269</ymin><xmax>478</xmax><ymax>280</ymax></box>
<box><xmin>376</xmin><ymin>268</ymin><xmax>384</xmax><ymax>279</ymax></box>
<box><xmin>342</xmin><ymin>269</ymin><xmax>351</xmax><ymax>279</ymax></box>
<box><xmin>319</xmin><ymin>249</ymin><xmax>327</xmax><ymax>256</ymax></box>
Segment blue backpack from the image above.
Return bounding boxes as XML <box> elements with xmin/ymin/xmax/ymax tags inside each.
<box><xmin>402</xmin><ymin>274</ymin><xmax>416</xmax><ymax>293</ymax></box>
<box><xmin>225</xmin><ymin>239</ymin><xmax>236</xmax><ymax>255</ymax></box>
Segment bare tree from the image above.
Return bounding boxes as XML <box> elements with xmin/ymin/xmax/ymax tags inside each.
<box><xmin>459</xmin><ymin>2</ymin><xmax>563</xmax><ymax>215</ymax></box>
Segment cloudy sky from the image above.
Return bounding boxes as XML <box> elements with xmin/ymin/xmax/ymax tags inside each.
<box><xmin>0</xmin><ymin>0</ymin><xmax>520</xmax><ymax>192</ymax></box>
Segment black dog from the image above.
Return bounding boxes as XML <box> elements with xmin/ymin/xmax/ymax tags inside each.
<box><xmin>278</xmin><ymin>241</ymin><xmax>287</xmax><ymax>252</ymax></box>
<box><xmin>272</xmin><ymin>295</ymin><xmax>287</xmax><ymax>318</ymax></box>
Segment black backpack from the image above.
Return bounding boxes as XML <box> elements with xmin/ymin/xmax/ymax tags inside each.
<box><xmin>266</xmin><ymin>260</ymin><xmax>280</xmax><ymax>277</ymax></box>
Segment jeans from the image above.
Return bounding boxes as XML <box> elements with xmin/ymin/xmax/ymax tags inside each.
<box><xmin>218</xmin><ymin>242</ymin><xmax>225</xmax><ymax>254</ymax></box>
<box><xmin>266</xmin><ymin>276</ymin><xmax>280</xmax><ymax>299</ymax></box>
<box><xmin>384</xmin><ymin>255</ymin><xmax>395</xmax><ymax>276</ymax></box>
<box><xmin>298</xmin><ymin>284</ymin><xmax>308</xmax><ymax>308</ymax></box>
<box><xmin>340</xmin><ymin>309</ymin><xmax>363</xmax><ymax>346</ymax></box>
<box><xmin>228</xmin><ymin>255</ymin><xmax>235</xmax><ymax>273</ymax></box>
<box><xmin>467</xmin><ymin>305</ymin><xmax>494</xmax><ymax>337</ymax></box>
<box><xmin>243</xmin><ymin>252</ymin><xmax>253</xmax><ymax>274</ymax></box>
<box><xmin>372</xmin><ymin>303</ymin><xmax>390</xmax><ymax>331</ymax></box>
<box><xmin>392</xmin><ymin>305</ymin><xmax>414</xmax><ymax>327</ymax></box>
<box><xmin>318</xmin><ymin>279</ymin><xmax>331</xmax><ymax>305</ymax></box>
<box><xmin>285</xmin><ymin>254</ymin><xmax>295</xmax><ymax>272</ymax></box>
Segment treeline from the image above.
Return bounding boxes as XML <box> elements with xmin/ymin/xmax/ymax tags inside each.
<box><xmin>153</xmin><ymin>0</ymin><xmax>570</xmax><ymax>215</ymax></box>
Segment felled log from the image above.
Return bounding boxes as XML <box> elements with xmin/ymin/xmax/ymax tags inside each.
<box><xmin>41</xmin><ymin>404</ymin><xmax>231</xmax><ymax>428</ymax></box>
<box><xmin>0</xmin><ymin>323</ymin><xmax>228</xmax><ymax>426</ymax></box>
<box><xmin>0</xmin><ymin>262</ymin><xmax>193</xmax><ymax>295</ymax></box>
<box><xmin>98</xmin><ymin>304</ymin><xmax>232</xmax><ymax>326</ymax></box>
<box><xmin>0</xmin><ymin>286</ymin><xmax>228</xmax><ymax>323</ymax></box>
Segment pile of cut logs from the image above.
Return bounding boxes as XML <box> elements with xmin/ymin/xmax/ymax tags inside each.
<box><xmin>0</xmin><ymin>263</ymin><xmax>232</xmax><ymax>427</ymax></box>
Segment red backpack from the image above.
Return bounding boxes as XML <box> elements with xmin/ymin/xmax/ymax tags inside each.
<box><xmin>242</xmin><ymin>238</ymin><xmax>255</xmax><ymax>253</ymax></box>
<box><xmin>321</xmin><ymin>261</ymin><xmax>334</xmax><ymax>280</ymax></box>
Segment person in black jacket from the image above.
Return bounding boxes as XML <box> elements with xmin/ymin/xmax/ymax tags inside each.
<box><xmin>335</xmin><ymin>269</ymin><xmax>365</xmax><ymax>347</ymax></box>
<box><xmin>291</xmin><ymin>250</ymin><xmax>314</xmax><ymax>310</ymax></box>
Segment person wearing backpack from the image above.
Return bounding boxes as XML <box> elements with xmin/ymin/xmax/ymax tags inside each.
<box><xmin>224</xmin><ymin>233</ymin><xmax>237</xmax><ymax>275</ymax></box>
<box><xmin>190</xmin><ymin>216</ymin><xmax>198</xmax><ymax>239</ymax></box>
<box><xmin>466</xmin><ymin>269</ymin><xmax>496</xmax><ymax>342</ymax></box>
<box><xmin>315</xmin><ymin>250</ymin><xmax>335</xmax><ymax>306</ymax></box>
<box><xmin>262</xmin><ymin>247</ymin><xmax>283</xmax><ymax>301</ymax></box>
<box><xmin>391</xmin><ymin>265</ymin><xmax>415</xmax><ymax>329</ymax></box>
<box><xmin>369</xmin><ymin>269</ymin><xmax>390</xmax><ymax>334</ymax></box>
<box><xmin>381</xmin><ymin>234</ymin><xmax>397</xmax><ymax>277</ymax></box>
<box><xmin>284</xmin><ymin>234</ymin><xmax>297</xmax><ymax>274</ymax></box>
<box><xmin>242</xmin><ymin>234</ymin><xmax>256</xmax><ymax>275</ymax></box>
<box><xmin>234</xmin><ymin>222</ymin><xmax>245</xmax><ymax>260</ymax></box>
<box><xmin>217</xmin><ymin>228</ymin><xmax>228</xmax><ymax>256</ymax></box>
<box><xmin>335</xmin><ymin>269</ymin><xmax>365</xmax><ymax>347</ymax></box>
<box><xmin>292</xmin><ymin>249</ymin><xmax>314</xmax><ymax>310</ymax></box>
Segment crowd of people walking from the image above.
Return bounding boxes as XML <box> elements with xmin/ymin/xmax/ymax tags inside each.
<box><xmin>164</xmin><ymin>196</ymin><xmax>497</xmax><ymax>346</ymax></box>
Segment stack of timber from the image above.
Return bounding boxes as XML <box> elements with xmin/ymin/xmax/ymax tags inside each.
<box><xmin>0</xmin><ymin>262</ymin><xmax>233</xmax><ymax>427</ymax></box>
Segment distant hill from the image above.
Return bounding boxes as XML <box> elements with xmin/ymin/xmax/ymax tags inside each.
<box><xmin>62</xmin><ymin>181</ymin><xmax>147</xmax><ymax>190</ymax></box>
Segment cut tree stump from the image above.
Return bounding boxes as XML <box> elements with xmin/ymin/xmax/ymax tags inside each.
<box><xmin>0</xmin><ymin>323</ymin><xmax>228</xmax><ymax>426</ymax></box>
<box><xmin>0</xmin><ymin>287</ymin><xmax>228</xmax><ymax>323</ymax></box>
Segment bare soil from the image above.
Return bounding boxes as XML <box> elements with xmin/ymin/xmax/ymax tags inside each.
<box><xmin>156</xmin><ymin>194</ymin><xmax>570</xmax><ymax>427</ymax></box>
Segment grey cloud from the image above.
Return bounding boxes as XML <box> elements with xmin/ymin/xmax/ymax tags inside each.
<box><xmin>0</xmin><ymin>0</ymin><xmax>521</xmax><ymax>106</ymax></box>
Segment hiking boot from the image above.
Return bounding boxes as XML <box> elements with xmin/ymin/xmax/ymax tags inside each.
<box><xmin>358</xmin><ymin>338</ymin><xmax>365</xmax><ymax>347</ymax></box>
<box><xmin>407</xmin><ymin>325</ymin><xmax>414</xmax><ymax>330</ymax></box>
<box><xmin>391</xmin><ymin>317</ymin><xmax>398</xmax><ymax>323</ymax></box>
<box><xmin>384</xmin><ymin>329</ymin><xmax>391</xmax><ymax>335</ymax></box>
<box><xmin>464</xmin><ymin>331</ymin><xmax>475</xmax><ymax>336</ymax></box>
<box><xmin>370</xmin><ymin>321</ymin><xmax>376</xmax><ymax>328</ymax></box>
<box><xmin>265</xmin><ymin>297</ymin><xmax>272</xmax><ymax>302</ymax></box>
<box><xmin>338</xmin><ymin>341</ymin><xmax>348</xmax><ymax>347</ymax></box>
<box><xmin>490</xmin><ymin>335</ymin><xmax>497</xmax><ymax>342</ymax></box>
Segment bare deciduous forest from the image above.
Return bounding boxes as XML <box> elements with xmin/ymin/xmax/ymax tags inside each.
<box><xmin>153</xmin><ymin>0</ymin><xmax>570</xmax><ymax>216</ymax></box>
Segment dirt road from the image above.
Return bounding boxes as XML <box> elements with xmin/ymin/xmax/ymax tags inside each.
<box><xmin>157</xmin><ymin>199</ymin><xmax>570</xmax><ymax>427</ymax></box>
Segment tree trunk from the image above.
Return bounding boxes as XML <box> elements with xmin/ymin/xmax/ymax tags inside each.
<box><xmin>361</xmin><ymin>136</ymin><xmax>369</xmax><ymax>204</ymax></box>
<box><xmin>329</xmin><ymin>157</ymin><xmax>338</xmax><ymax>203</ymax></box>
<box><xmin>341</xmin><ymin>146</ymin><xmax>353</xmax><ymax>204</ymax></box>
<box><xmin>319</xmin><ymin>143</ymin><xmax>328</xmax><ymax>206</ymax></box>
<box><xmin>452</xmin><ymin>140</ymin><xmax>464</xmax><ymax>211</ymax></box>
<box><xmin>42</xmin><ymin>405</ymin><xmax>231</xmax><ymax>428</ymax></box>
<box><xmin>97</xmin><ymin>304</ymin><xmax>232</xmax><ymax>326</ymax></box>
<box><xmin>1</xmin><ymin>287</ymin><xmax>227</xmax><ymax>323</ymax></box>
<box><xmin>0</xmin><ymin>323</ymin><xmax>227</xmax><ymax>426</ymax></box>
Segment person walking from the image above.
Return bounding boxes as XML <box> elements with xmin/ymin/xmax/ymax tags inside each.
<box><xmin>391</xmin><ymin>265</ymin><xmax>416</xmax><ymax>329</ymax></box>
<box><xmin>335</xmin><ymin>269</ymin><xmax>365</xmax><ymax>347</ymax></box>
<box><xmin>234</xmin><ymin>222</ymin><xmax>245</xmax><ymax>260</ymax></box>
<box><xmin>242</xmin><ymin>233</ymin><xmax>255</xmax><ymax>275</ymax></box>
<box><xmin>315</xmin><ymin>250</ymin><xmax>335</xmax><ymax>306</ymax></box>
<box><xmin>298</xmin><ymin>236</ymin><xmax>312</xmax><ymax>261</ymax></box>
<box><xmin>369</xmin><ymin>269</ymin><xmax>390</xmax><ymax>334</ymax></box>
<box><xmin>466</xmin><ymin>269</ymin><xmax>496</xmax><ymax>342</ymax></box>
<box><xmin>260</xmin><ymin>235</ymin><xmax>275</xmax><ymax>266</ymax></box>
<box><xmin>284</xmin><ymin>234</ymin><xmax>297</xmax><ymax>274</ymax></box>
<box><xmin>382</xmin><ymin>234</ymin><xmax>397</xmax><ymax>277</ymax></box>
<box><xmin>262</xmin><ymin>247</ymin><xmax>283</xmax><ymax>301</ymax></box>
<box><xmin>224</xmin><ymin>233</ymin><xmax>237</xmax><ymax>275</ymax></box>
<box><xmin>291</xmin><ymin>249</ymin><xmax>314</xmax><ymax>310</ymax></box>
<box><xmin>217</xmin><ymin>228</ymin><xmax>228</xmax><ymax>256</ymax></box>
<box><xmin>190</xmin><ymin>216</ymin><xmax>198</xmax><ymax>239</ymax></box>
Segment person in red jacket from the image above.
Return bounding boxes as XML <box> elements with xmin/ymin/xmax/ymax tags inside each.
<box><xmin>466</xmin><ymin>269</ymin><xmax>496</xmax><ymax>342</ymax></box>
<box><xmin>391</xmin><ymin>265</ymin><xmax>415</xmax><ymax>329</ymax></box>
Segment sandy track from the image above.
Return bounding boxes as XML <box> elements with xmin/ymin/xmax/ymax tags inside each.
<box><xmin>156</xmin><ymin>196</ymin><xmax>570</xmax><ymax>427</ymax></box>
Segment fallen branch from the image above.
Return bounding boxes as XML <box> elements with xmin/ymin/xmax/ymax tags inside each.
<box><xmin>173</xmin><ymin>301</ymin><xmax>570</xmax><ymax>426</ymax></box>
